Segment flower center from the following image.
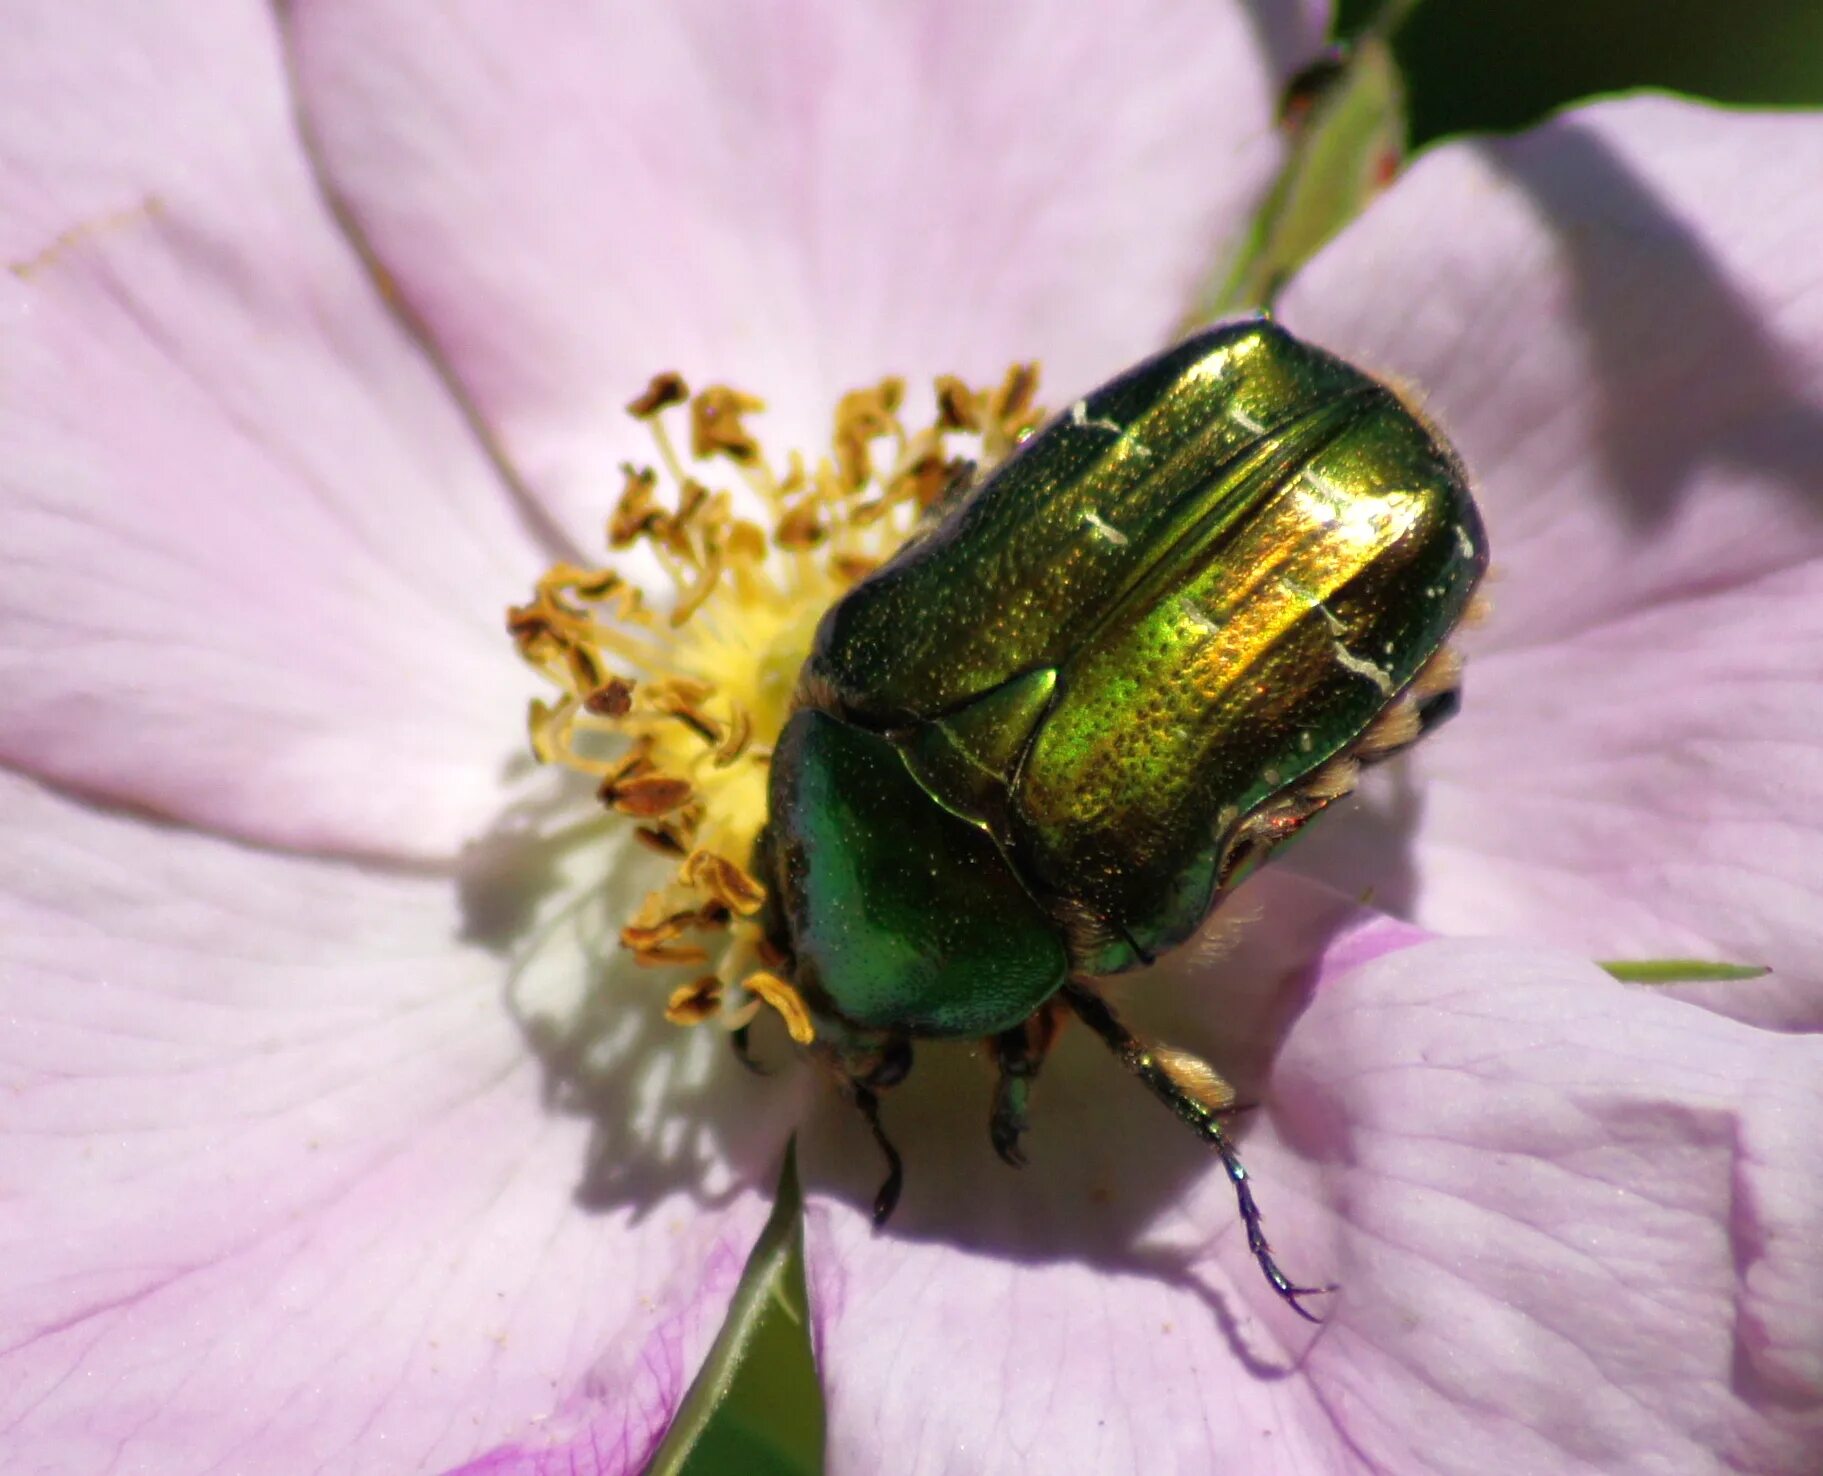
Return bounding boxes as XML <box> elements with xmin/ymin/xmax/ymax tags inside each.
<box><xmin>508</xmin><ymin>365</ymin><xmax>1044</xmax><ymax>1045</ymax></box>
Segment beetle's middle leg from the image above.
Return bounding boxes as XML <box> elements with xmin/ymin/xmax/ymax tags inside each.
<box><xmin>988</xmin><ymin>1004</ymin><xmax>1062</xmax><ymax>1168</ymax></box>
<box><xmin>1059</xmin><ymin>980</ymin><xmax>1332</xmax><ymax>1324</ymax></box>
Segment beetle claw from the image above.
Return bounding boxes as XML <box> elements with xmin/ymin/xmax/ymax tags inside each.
<box><xmin>852</xmin><ymin>1083</ymin><xmax>905</xmax><ymax>1227</ymax></box>
<box><xmin>990</xmin><ymin>1120</ymin><xmax>1028</xmax><ymax>1170</ymax></box>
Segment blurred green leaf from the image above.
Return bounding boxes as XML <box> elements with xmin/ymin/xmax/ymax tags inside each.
<box><xmin>1195</xmin><ymin>33</ymin><xmax>1407</xmax><ymax>319</ymax></box>
<box><xmin>1341</xmin><ymin>0</ymin><xmax>1823</xmax><ymax>144</ymax></box>
<box><xmin>1600</xmin><ymin>958</ymin><xmax>1772</xmax><ymax>985</ymax></box>
<box><xmin>648</xmin><ymin>1143</ymin><xmax>824</xmax><ymax>1476</ymax></box>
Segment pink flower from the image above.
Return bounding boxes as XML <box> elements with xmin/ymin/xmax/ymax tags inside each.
<box><xmin>3</xmin><ymin>5</ymin><xmax>1819</xmax><ymax>1475</ymax></box>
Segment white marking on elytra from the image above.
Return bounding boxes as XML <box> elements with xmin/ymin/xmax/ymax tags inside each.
<box><xmin>1231</xmin><ymin>406</ymin><xmax>1266</xmax><ymax>435</ymax></box>
<box><xmin>1455</xmin><ymin>524</ymin><xmax>1476</xmax><ymax>560</ymax></box>
<box><xmin>1070</xmin><ymin>399</ymin><xmax>1127</xmax><ymax>437</ymax></box>
<box><xmin>1298</xmin><ymin>731</ymin><xmax>1315</xmax><ymax>753</ymax></box>
<box><xmin>1332</xmin><ymin>642</ymin><xmax>1396</xmax><ymax>695</ymax></box>
<box><xmin>1082</xmin><ymin>509</ymin><xmax>1129</xmax><ymax>546</ymax></box>
<box><xmin>1282</xmin><ymin>573</ymin><xmax>1345</xmax><ymax>634</ymax></box>
<box><xmin>1178</xmin><ymin>596</ymin><xmax>1225</xmax><ymax>637</ymax></box>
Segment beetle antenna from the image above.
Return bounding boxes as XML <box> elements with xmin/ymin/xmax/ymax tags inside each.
<box><xmin>1059</xmin><ymin>979</ymin><xmax>1333</xmax><ymax>1323</ymax></box>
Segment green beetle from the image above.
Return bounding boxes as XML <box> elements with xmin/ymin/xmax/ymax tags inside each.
<box><xmin>753</xmin><ymin>317</ymin><xmax>1487</xmax><ymax>1318</ymax></box>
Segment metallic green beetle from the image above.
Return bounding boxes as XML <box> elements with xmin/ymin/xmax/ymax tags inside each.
<box><xmin>754</xmin><ymin>317</ymin><xmax>1488</xmax><ymax>1319</ymax></box>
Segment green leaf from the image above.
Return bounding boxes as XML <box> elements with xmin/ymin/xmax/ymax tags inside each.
<box><xmin>1193</xmin><ymin>33</ymin><xmax>1408</xmax><ymax>320</ymax></box>
<box><xmin>1599</xmin><ymin>958</ymin><xmax>1772</xmax><ymax>985</ymax></box>
<box><xmin>646</xmin><ymin>1142</ymin><xmax>824</xmax><ymax>1476</ymax></box>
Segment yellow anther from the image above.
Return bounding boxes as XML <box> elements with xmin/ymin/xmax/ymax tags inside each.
<box><xmin>745</xmin><ymin>971</ymin><xmax>816</xmax><ymax>1045</ymax></box>
<box><xmin>507</xmin><ymin>359</ymin><xmax>1048</xmax><ymax>1036</ymax></box>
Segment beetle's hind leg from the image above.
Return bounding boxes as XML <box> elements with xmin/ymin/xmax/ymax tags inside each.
<box><xmin>988</xmin><ymin>1006</ymin><xmax>1062</xmax><ymax>1168</ymax></box>
<box><xmin>843</xmin><ymin>1036</ymin><xmax>913</xmax><ymax>1227</ymax></box>
<box><xmin>1059</xmin><ymin>980</ymin><xmax>1333</xmax><ymax>1324</ymax></box>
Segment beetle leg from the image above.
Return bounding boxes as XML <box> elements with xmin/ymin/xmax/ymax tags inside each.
<box><xmin>1060</xmin><ymin>980</ymin><xmax>1333</xmax><ymax>1324</ymax></box>
<box><xmin>845</xmin><ymin>1036</ymin><xmax>913</xmax><ymax>1226</ymax></box>
<box><xmin>850</xmin><ymin>1083</ymin><xmax>905</xmax><ymax>1226</ymax></box>
<box><xmin>988</xmin><ymin>1006</ymin><xmax>1061</xmax><ymax>1169</ymax></box>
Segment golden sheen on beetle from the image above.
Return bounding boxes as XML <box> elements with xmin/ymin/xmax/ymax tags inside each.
<box><xmin>755</xmin><ymin>319</ymin><xmax>1488</xmax><ymax>1320</ymax></box>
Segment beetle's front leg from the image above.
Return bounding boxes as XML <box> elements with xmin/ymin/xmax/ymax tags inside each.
<box><xmin>988</xmin><ymin>1006</ymin><xmax>1061</xmax><ymax>1168</ymax></box>
<box><xmin>842</xmin><ymin>1036</ymin><xmax>913</xmax><ymax>1227</ymax></box>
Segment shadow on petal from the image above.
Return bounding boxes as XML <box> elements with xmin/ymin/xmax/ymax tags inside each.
<box><xmin>796</xmin><ymin>872</ymin><xmax>1391</xmax><ymax>1365</ymax></box>
<box><xmin>1485</xmin><ymin>115</ymin><xmax>1823</xmax><ymax>533</ymax></box>
<box><xmin>453</xmin><ymin>779</ymin><xmax>809</xmax><ymax>1223</ymax></box>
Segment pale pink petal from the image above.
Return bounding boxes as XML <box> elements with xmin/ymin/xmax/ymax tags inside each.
<box><xmin>1278</xmin><ymin>940</ymin><xmax>1823</xmax><ymax>1475</ymax></box>
<box><xmin>803</xmin><ymin>909</ymin><xmax>1823</xmax><ymax>1474</ymax></box>
<box><xmin>288</xmin><ymin>0</ymin><xmax>1298</xmax><ymax>542</ymax></box>
<box><xmin>0</xmin><ymin>773</ymin><xmax>799</xmax><ymax>1474</ymax></box>
<box><xmin>1</xmin><ymin>2</ymin><xmax>552</xmax><ymax>859</ymax></box>
<box><xmin>1277</xmin><ymin>99</ymin><xmax>1823</xmax><ymax>1022</ymax></box>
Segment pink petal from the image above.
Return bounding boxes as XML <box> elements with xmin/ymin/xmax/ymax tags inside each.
<box><xmin>1277</xmin><ymin>99</ymin><xmax>1823</xmax><ymax>1024</ymax></box>
<box><xmin>802</xmin><ymin>904</ymin><xmax>1823</xmax><ymax>1474</ymax></box>
<box><xmin>1279</xmin><ymin>940</ymin><xmax>1823</xmax><ymax>1474</ymax></box>
<box><xmin>0</xmin><ymin>773</ymin><xmax>799</xmax><ymax>1474</ymax></box>
<box><xmin>287</xmin><ymin>0</ymin><xmax>1303</xmax><ymax>543</ymax></box>
<box><xmin>1</xmin><ymin>2</ymin><xmax>552</xmax><ymax>859</ymax></box>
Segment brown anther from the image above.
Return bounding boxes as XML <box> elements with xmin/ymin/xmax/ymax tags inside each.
<box><xmin>634</xmin><ymin>825</ymin><xmax>690</xmax><ymax>857</ymax></box>
<box><xmin>745</xmin><ymin>970</ymin><xmax>815</xmax><ymax>1045</ymax></box>
<box><xmin>682</xmin><ymin>849</ymin><xmax>767</xmax><ymax>915</ymax></box>
<box><xmin>585</xmin><ymin>676</ymin><xmax>635</xmax><ymax>717</ymax></box>
<box><xmin>934</xmin><ymin>375</ymin><xmax>980</xmax><ymax>432</ymax></box>
<box><xmin>712</xmin><ymin>706</ymin><xmax>753</xmax><ymax>766</ymax></box>
<box><xmin>832</xmin><ymin>553</ymin><xmax>879</xmax><ymax>584</ymax></box>
<box><xmin>567</xmin><ymin>568</ymin><xmax>624</xmax><ymax>601</ymax></box>
<box><xmin>565</xmin><ymin>642</ymin><xmax>610</xmax><ymax>695</ymax></box>
<box><xmin>664</xmin><ymin>975</ymin><xmax>724</xmax><ymax>1027</ymax></box>
<box><xmin>830</xmin><ymin>380</ymin><xmax>907</xmax><ymax>493</ymax></box>
<box><xmin>775</xmin><ymin>500</ymin><xmax>828</xmax><ymax>550</ymax></box>
<box><xmin>620</xmin><ymin>910</ymin><xmax>697</xmax><ymax>951</ymax></box>
<box><xmin>894</xmin><ymin>452</ymin><xmax>956</xmax><ymax>510</ymax></box>
<box><xmin>610</xmin><ymin>466</ymin><xmax>662</xmax><ymax>546</ymax></box>
<box><xmin>634</xmin><ymin>939</ymin><xmax>713</xmax><ymax>968</ymax></box>
<box><xmin>628</xmin><ymin>371</ymin><xmax>690</xmax><ymax>417</ymax></box>
<box><xmin>600</xmin><ymin>742</ymin><xmax>656</xmax><ymax>785</ymax></box>
<box><xmin>604</xmin><ymin>773</ymin><xmax>695</xmax><ymax>817</ymax></box>
<box><xmin>691</xmin><ymin>386</ymin><xmax>765</xmax><ymax>464</ymax></box>
<box><xmin>652</xmin><ymin>690</ymin><xmax>721</xmax><ymax>746</ymax></box>
<box><xmin>990</xmin><ymin>362</ymin><xmax>1041</xmax><ymax>431</ymax></box>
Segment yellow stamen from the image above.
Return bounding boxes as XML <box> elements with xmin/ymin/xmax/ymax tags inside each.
<box><xmin>507</xmin><ymin>366</ymin><xmax>1048</xmax><ymax>1047</ymax></box>
<box><xmin>745</xmin><ymin>971</ymin><xmax>816</xmax><ymax>1046</ymax></box>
